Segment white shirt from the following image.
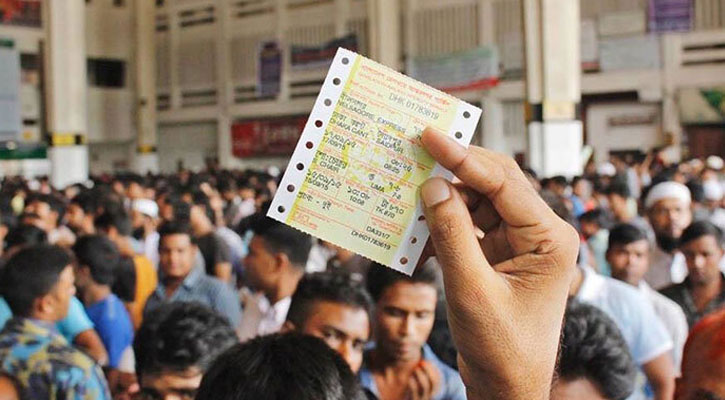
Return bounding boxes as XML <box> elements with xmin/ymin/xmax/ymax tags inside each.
<box><xmin>644</xmin><ymin>246</ymin><xmax>687</xmax><ymax>290</ymax></box>
<box><xmin>638</xmin><ymin>282</ymin><xmax>689</xmax><ymax>375</ymax></box>
<box><xmin>237</xmin><ymin>291</ymin><xmax>291</xmax><ymax>342</ymax></box>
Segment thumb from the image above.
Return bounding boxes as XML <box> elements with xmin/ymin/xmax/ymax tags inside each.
<box><xmin>420</xmin><ymin>178</ymin><xmax>498</xmax><ymax>296</ymax></box>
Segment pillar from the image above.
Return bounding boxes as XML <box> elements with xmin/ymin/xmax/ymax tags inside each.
<box><xmin>216</xmin><ymin>0</ymin><xmax>233</xmax><ymax>168</ymax></box>
<box><xmin>368</xmin><ymin>0</ymin><xmax>401</xmax><ymax>68</ymax></box>
<box><xmin>44</xmin><ymin>0</ymin><xmax>89</xmax><ymax>188</ymax></box>
<box><xmin>481</xmin><ymin>97</ymin><xmax>506</xmax><ymax>151</ymax></box>
<box><xmin>134</xmin><ymin>0</ymin><xmax>159</xmax><ymax>174</ymax></box>
<box><xmin>523</xmin><ymin>0</ymin><xmax>582</xmax><ymax>178</ymax></box>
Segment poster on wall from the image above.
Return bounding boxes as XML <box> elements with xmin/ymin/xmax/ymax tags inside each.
<box><xmin>648</xmin><ymin>0</ymin><xmax>692</xmax><ymax>32</ymax></box>
<box><xmin>291</xmin><ymin>34</ymin><xmax>357</xmax><ymax>70</ymax></box>
<box><xmin>407</xmin><ymin>46</ymin><xmax>500</xmax><ymax>93</ymax></box>
<box><xmin>257</xmin><ymin>41</ymin><xmax>282</xmax><ymax>98</ymax></box>
<box><xmin>0</xmin><ymin>0</ymin><xmax>41</xmax><ymax>28</ymax></box>
<box><xmin>231</xmin><ymin>117</ymin><xmax>307</xmax><ymax>158</ymax></box>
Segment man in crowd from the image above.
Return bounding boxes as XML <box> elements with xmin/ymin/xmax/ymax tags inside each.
<box><xmin>283</xmin><ymin>271</ymin><xmax>372</xmax><ymax>373</ymax></box>
<box><xmin>605</xmin><ymin>180</ymin><xmax>649</xmax><ymax>231</ymax></box>
<box><xmin>133</xmin><ymin>302</ymin><xmax>238</xmax><ymax>400</ymax></box>
<box><xmin>144</xmin><ymin>221</ymin><xmax>241</xmax><ymax>326</ymax></box>
<box><xmin>130</xmin><ymin>198</ymin><xmax>160</xmax><ymax>267</ymax></box>
<box><xmin>645</xmin><ymin>181</ymin><xmax>693</xmax><ymax>289</ymax></box>
<box><xmin>24</xmin><ymin>193</ymin><xmax>75</xmax><ymax>246</ymax></box>
<box><xmin>196</xmin><ymin>333</ymin><xmax>367</xmax><ymax>400</ymax></box>
<box><xmin>551</xmin><ymin>300</ymin><xmax>637</xmax><ymax>400</ymax></box>
<box><xmin>72</xmin><ymin>235</ymin><xmax>134</xmax><ymax>373</ymax></box>
<box><xmin>661</xmin><ymin>221</ymin><xmax>725</xmax><ymax>328</ymax></box>
<box><xmin>238</xmin><ymin>215</ymin><xmax>310</xmax><ymax>341</ymax></box>
<box><xmin>676</xmin><ymin>309</ymin><xmax>725</xmax><ymax>399</ymax></box>
<box><xmin>189</xmin><ymin>191</ymin><xmax>234</xmax><ymax>283</ymax></box>
<box><xmin>361</xmin><ymin>262</ymin><xmax>466</xmax><ymax>400</ymax></box>
<box><xmin>66</xmin><ymin>192</ymin><xmax>98</xmax><ymax>236</ymax></box>
<box><xmin>0</xmin><ymin>245</ymin><xmax>111</xmax><ymax>399</ymax></box>
<box><xmin>606</xmin><ymin>223</ymin><xmax>689</xmax><ymax>372</ymax></box>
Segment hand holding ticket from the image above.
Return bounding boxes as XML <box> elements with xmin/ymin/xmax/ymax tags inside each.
<box><xmin>268</xmin><ymin>48</ymin><xmax>481</xmax><ymax>274</ymax></box>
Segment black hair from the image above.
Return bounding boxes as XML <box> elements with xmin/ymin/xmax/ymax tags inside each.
<box><xmin>95</xmin><ymin>208</ymin><xmax>133</xmax><ymax>237</ymax></box>
<box><xmin>550</xmin><ymin>175</ymin><xmax>568</xmax><ymax>187</ymax></box>
<box><xmin>157</xmin><ymin>220</ymin><xmax>196</xmax><ymax>244</ymax></box>
<box><xmin>578</xmin><ymin>208</ymin><xmax>610</xmax><ymax>230</ymax></box>
<box><xmin>70</xmin><ymin>191</ymin><xmax>99</xmax><ymax>215</ymax></box>
<box><xmin>196</xmin><ymin>333</ymin><xmax>367</xmax><ymax>400</ymax></box>
<box><xmin>287</xmin><ymin>271</ymin><xmax>373</xmax><ymax>328</ymax></box>
<box><xmin>680</xmin><ymin>220</ymin><xmax>724</xmax><ymax>248</ymax></box>
<box><xmin>5</xmin><ymin>224</ymin><xmax>48</xmax><ymax>250</ymax></box>
<box><xmin>557</xmin><ymin>300</ymin><xmax>636</xmax><ymax>400</ymax></box>
<box><xmin>604</xmin><ymin>181</ymin><xmax>631</xmax><ymax>199</ymax></box>
<box><xmin>134</xmin><ymin>302</ymin><xmax>237</xmax><ymax>377</ymax></box>
<box><xmin>539</xmin><ymin>190</ymin><xmax>575</xmax><ymax>227</ymax></box>
<box><xmin>27</xmin><ymin>193</ymin><xmax>66</xmax><ymax>224</ymax></box>
<box><xmin>0</xmin><ymin>245</ymin><xmax>72</xmax><ymax>317</ymax></box>
<box><xmin>191</xmin><ymin>191</ymin><xmax>216</xmax><ymax>222</ymax></box>
<box><xmin>686</xmin><ymin>180</ymin><xmax>706</xmax><ymax>204</ymax></box>
<box><xmin>608</xmin><ymin>223</ymin><xmax>649</xmax><ymax>250</ymax></box>
<box><xmin>72</xmin><ymin>235</ymin><xmax>120</xmax><ymax>286</ymax></box>
<box><xmin>366</xmin><ymin>261</ymin><xmax>438</xmax><ymax>303</ymax></box>
<box><xmin>251</xmin><ymin>214</ymin><xmax>311</xmax><ymax>268</ymax></box>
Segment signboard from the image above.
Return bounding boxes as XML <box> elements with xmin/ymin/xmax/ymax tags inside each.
<box><xmin>231</xmin><ymin>117</ymin><xmax>307</xmax><ymax>158</ymax></box>
<box><xmin>599</xmin><ymin>35</ymin><xmax>661</xmax><ymax>72</ymax></box>
<box><xmin>678</xmin><ymin>87</ymin><xmax>725</xmax><ymax>123</ymax></box>
<box><xmin>257</xmin><ymin>41</ymin><xmax>282</xmax><ymax>98</ymax></box>
<box><xmin>0</xmin><ymin>0</ymin><xmax>41</xmax><ymax>28</ymax></box>
<box><xmin>0</xmin><ymin>41</ymin><xmax>21</xmax><ymax>142</ymax></box>
<box><xmin>407</xmin><ymin>46</ymin><xmax>500</xmax><ymax>92</ymax></box>
<box><xmin>291</xmin><ymin>34</ymin><xmax>357</xmax><ymax>70</ymax></box>
<box><xmin>648</xmin><ymin>0</ymin><xmax>692</xmax><ymax>32</ymax></box>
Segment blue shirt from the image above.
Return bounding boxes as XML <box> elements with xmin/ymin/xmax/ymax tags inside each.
<box><xmin>359</xmin><ymin>344</ymin><xmax>466</xmax><ymax>400</ymax></box>
<box><xmin>144</xmin><ymin>264</ymin><xmax>241</xmax><ymax>327</ymax></box>
<box><xmin>0</xmin><ymin>317</ymin><xmax>111</xmax><ymax>399</ymax></box>
<box><xmin>85</xmin><ymin>294</ymin><xmax>134</xmax><ymax>369</ymax></box>
<box><xmin>0</xmin><ymin>296</ymin><xmax>93</xmax><ymax>344</ymax></box>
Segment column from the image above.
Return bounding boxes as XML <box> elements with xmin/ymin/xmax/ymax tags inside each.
<box><xmin>215</xmin><ymin>0</ymin><xmax>233</xmax><ymax>168</ymax></box>
<box><xmin>481</xmin><ymin>97</ymin><xmax>506</xmax><ymax>151</ymax></box>
<box><xmin>44</xmin><ymin>0</ymin><xmax>89</xmax><ymax>188</ymax></box>
<box><xmin>367</xmin><ymin>0</ymin><xmax>401</xmax><ymax>68</ymax></box>
<box><xmin>523</xmin><ymin>0</ymin><xmax>582</xmax><ymax>178</ymax></box>
<box><xmin>134</xmin><ymin>0</ymin><xmax>159</xmax><ymax>173</ymax></box>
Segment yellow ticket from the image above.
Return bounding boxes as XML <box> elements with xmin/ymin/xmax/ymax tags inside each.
<box><xmin>268</xmin><ymin>48</ymin><xmax>481</xmax><ymax>274</ymax></box>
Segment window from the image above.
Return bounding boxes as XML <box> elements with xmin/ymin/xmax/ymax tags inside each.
<box><xmin>87</xmin><ymin>58</ymin><xmax>126</xmax><ymax>88</ymax></box>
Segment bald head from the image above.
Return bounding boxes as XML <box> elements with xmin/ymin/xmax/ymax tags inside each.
<box><xmin>677</xmin><ymin>310</ymin><xmax>725</xmax><ymax>400</ymax></box>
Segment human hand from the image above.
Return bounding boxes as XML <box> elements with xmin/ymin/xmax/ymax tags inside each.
<box><xmin>405</xmin><ymin>360</ymin><xmax>441</xmax><ymax>400</ymax></box>
<box><xmin>418</xmin><ymin>128</ymin><xmax>579</xmax><ymax>400</ymax></box>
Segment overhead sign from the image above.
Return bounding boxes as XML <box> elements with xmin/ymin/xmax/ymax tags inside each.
<box><xmin>257</xmin><ymin>40</ymin><xmax>282</xmax><ymax>98</ymax></box>
<box><xmin>231</xmin><ymin>116</ymin><xmax>307</xmax><ymax>158</ymax></box>
<box><xmin>407</xmin><ymin>46</ymin><xmax>500</xmax><ymax>93</ymax></box>
<box><xmin>0</xmin><ymin>0</ymin><xmax>41</xmax><ymax>27</ymax></box>
<box><xmin>291</xmin><ymin>34</ymin><xmax>357</xmax><ymax>70</ymax></box>
<box><xmin>648</xmin><ymin>0</ymin><xmax>692</xmax><ymax>32</ymax></box>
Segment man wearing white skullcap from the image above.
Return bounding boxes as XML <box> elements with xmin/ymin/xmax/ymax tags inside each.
<box><xmin>131</xmin><ymin>199</ymin><xmax>160</xmax><ymax>268</ymax></box>
<box><xmin>644</xmin><ymin>182</ymin><xmax>693</xmax><ymax>290</ymax></box>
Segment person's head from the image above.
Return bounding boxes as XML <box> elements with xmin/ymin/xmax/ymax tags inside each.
<box><xmin>604</xmin><ymin>181</ymin><xmax>631</xmax><ymax>221</ymax></box>
<box><xmin>0</xmin><ymin>245</ymin><xmax>75</xmax><ymax>322</ymax></box>
<box><xmin>578</xmin><ymin>209</ymin><xmax>609</xmax><ymax>239</ymax></box>
<box><xmin>546</xmin><ymin>175</ymin><xmax>569</xmax><ymax>196</ymax></box>
<box><xmin>551</xmin><ymin>300</ymin><xmax>636</xmax><ymax>400</ymax></box>
<box><xmin>67</xmin><ymin>192</ymin><xmax>97</xmax><ymax>233</ymax></box>
<box><xmin>4</xmin><ymin>224</ymin><xmax>47</xmax><ymax>257</ymax></box>
<box><xmin>366</xmin><ymin>262</ymin><xmax>438</xmax><ymax>362</ymax></box>
<box><xmin>189</xmin><ymin>191</ymin><xmax>215</xmax><ymax>229</ymax></box>
<box><xmin>572</xmin><ymin>176</ymin><xmax>592</xmax><ymax>200</ymax></box>
<box><xmin>195</xmin><ymin>333</ymin><xmax>366</xmax><ymax>400</ymax></box>
<box><xmin>125</xmin><ymin>175</ymin><xmax>147</xmax><ymax>200</ymax></box>
<box><xmin>130</xmin><ymin>198</ymin><xmax>159</xmax><ymax>234</ymax></box>
<box><xmin>606</xmin><ymin>224</ymin><xmax>651</xmax><ymax>287</ymax></box>
<box><xmin>158</xmin><ymin>221</ymin><xmax>197</xmax><ymax>280</ymax></box>
<box><xmin>72</xmin><ymin>235</ymin><xmax>120</xmax><ymax>291</ymax></box>
<box><xmin>677</xmin><ymin>309</ymin><xmax>725</xmax><ymax>400</ymax></box>
<box><xmin>680</xmin><ymin>221</ymin><xmax>724</xmax><ymax>287</ymax></box>
<box><xmin>243</xmin><ymin>215</ymin><xmax>311</xmax><ymax>295</ymax></box>
<box><xmin>284</xmin><ymin>271</ymin><xmax>372</xmax><ymax>373</ymax></box>
<box><xmin>95</xmin><ymin>208</ymin><xmax>133</xmax><ymax>243</ymax></box>
<box><xmin>134</xmin><ymin>302</ymin><xmax>238</xmax><ymax>400</ymax></box>
<box><xmin>646</xmin><ymin>181</ymin><xmax>693</xmax><ymax>252</ymax></box>
<box><xmin>24</xmin><ymin>194</ymin><xmax>64</xmax><ymax>232</ymax></box>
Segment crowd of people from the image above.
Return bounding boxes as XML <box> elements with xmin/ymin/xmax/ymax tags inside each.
<box><xmin>0</xmin><ymin>128</ymin><xmax>722</xmax><ymax>400</ymax></box>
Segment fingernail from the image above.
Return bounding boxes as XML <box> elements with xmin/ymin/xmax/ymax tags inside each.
<box><xmin>421</xmin><ymin>178</ymin><xmax>450</xmax><ymax>207</ymax></box>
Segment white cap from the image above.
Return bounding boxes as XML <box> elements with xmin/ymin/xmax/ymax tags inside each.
<box><xmin>645</xmin><ymin>181</ymin><xmax>691</xmax><ymax>209</ymax></box>
<box><xmin>703</xmin><ymin>179</ymin><xmax>723</xmax><ymax>202</ymax></box>
<box><xmin>597</xmin><ymin>162</ymin><xmax>616</xmax><ymax>177</ymax></box>
<box><xmin>707</xmin><ymin>155</ymin><xmax>724</xmax><ymax>171</ymax></box>
<box><xmin>132</xmin><ymin>199</ymin><xmax>158</xmax><ymax>219</ymax></box>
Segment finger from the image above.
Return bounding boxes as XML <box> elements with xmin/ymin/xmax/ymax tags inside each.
<box><xmin>418</xmin><ymin>361</ymin><xmax>442</xmax><ymax>396</ymax></box>
<box><xmin>453</xmin><ymin>184</ymin><xmax>501</xmax><ymax>232</ymax></box>
<box><xmin>420</xmin><ymin>178</ymin><xmax>503</xmax><ymax>307</ymax></box>
<box><xmin>407</xmin><ymin>375</ymin><xmax>422</xmax><ymax>400</ymax></box>
<box><xmin>412</xmin><ymin>367</ymin><xmax>432</xmax><ymax>398</ymax></box>
<box><xmin>422</xmin><ymin>128</ymin><xmax>553</xmax><ymax>228</ymax></box>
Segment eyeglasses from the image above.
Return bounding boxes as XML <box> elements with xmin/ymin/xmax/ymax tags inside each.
<box><xmin>134</xmin><ymin>388</ymin><xmax>197</xmax><ymax>400</ymax></box>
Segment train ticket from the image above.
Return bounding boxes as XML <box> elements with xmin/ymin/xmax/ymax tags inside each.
<box><xmin>268</xmin><ymin>48</ymin><xmax>481</xmax><ymax>274</ymax></box>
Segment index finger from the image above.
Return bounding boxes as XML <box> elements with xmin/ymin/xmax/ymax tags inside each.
<box><xmin>421</xmin><ymin>128</ymin><xmax>553</xmax><ymax>229</ymax></box>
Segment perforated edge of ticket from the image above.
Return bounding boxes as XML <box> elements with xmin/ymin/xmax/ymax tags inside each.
<box><xmin>267</xmin><ymin>48</ymin><xmax>481</xmax><ymax>275</ymax></box>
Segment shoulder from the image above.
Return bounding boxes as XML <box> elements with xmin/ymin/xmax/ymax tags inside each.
<box><xmin>659</xmin><ymin>282</ymin><xmax>686</xmax><ymax>299</ymax></box>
